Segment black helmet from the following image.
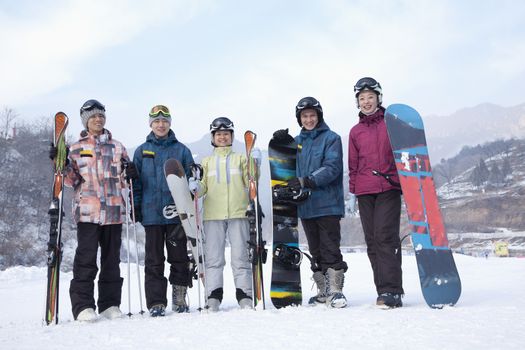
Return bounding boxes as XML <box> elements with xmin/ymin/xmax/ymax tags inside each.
<box><xmin>295</xmin><ymin>97</ymin><xmax>323</xmax><ymax>127</ymax></box>
<box><xmin>210</xmin><ymin>117</ymin><xmax>234</xmax><ymax>133</ymax></box>
<box><xmin>354</xmin><ymin>77</ymin><xmax>383</xmax><ymax>108</ymax></box>
<box><xmin>210</xmin><ymin>117</ymin><xmax>234</xmax><ymax>147</ymax></box>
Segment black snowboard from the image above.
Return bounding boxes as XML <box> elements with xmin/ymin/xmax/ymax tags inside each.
<box><xmin>268</xmin><ymin>134</ymin><xmax>302</xmax><ymax>308</ymax></box>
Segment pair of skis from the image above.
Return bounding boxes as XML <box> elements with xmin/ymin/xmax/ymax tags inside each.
<box><xmin>244</xmin><ymin>131</ymin><xmax>267</xmax><ymax>310</ymax></box>
<box><xmin>44</xmin><ymin>112</ymin><xmax>68</xmax><ymax>325</ymax></box>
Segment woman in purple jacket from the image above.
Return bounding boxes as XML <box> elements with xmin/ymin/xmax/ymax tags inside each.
<box><xmin>348</xmin><ymin>77</ymin><xmax>404</xmax><ymax>308</ymax></box>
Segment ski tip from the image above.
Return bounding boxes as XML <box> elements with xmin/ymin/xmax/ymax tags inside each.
<box><xmin>244</xmin><ymin>130</ymin><xmax>257</xmax><ymax>140</ymax></box>
<box><xmin>54</xmin><ymin>112</ymin><xmax>69</xmax><ymax>125</ymax></box>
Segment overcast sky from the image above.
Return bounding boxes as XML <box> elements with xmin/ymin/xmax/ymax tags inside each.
<box><xmin>1</xmin><ymin>0</ymin><xmax>524</xmax><ymax>148</ymax></box>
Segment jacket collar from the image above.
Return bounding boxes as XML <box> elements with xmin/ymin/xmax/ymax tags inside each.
<box><xmin>79</xmin><ymin>128</ymin><xmax>112</xmax><ymax>142</ymax></box>
<box><xmin>214</xmin><ymin>146</ymin><xmax>233</xmax><ymax>156</ymax></box>
<box><xmin>299</xmin><ymin>120</ymin><xmax>330</xmax><ymax>139</ymax></box>
<box><xmin>359</xmin><ymin>106</ymin><xmax>385</xmax><ymax>125</ymax></box>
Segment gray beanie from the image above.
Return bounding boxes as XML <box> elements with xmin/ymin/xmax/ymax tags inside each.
<box><xmin>81</xmin><ymin>108</ymin><xmax>106</xmax><ymax>129</ymax></box>
<box><xmin>149</xmin><ymin>115</ymin><xmax>171</xmax><ymax>126</ymax></box>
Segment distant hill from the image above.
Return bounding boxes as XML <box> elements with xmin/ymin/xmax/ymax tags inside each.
<box><xmin>424</xmin><ymin>102</ymin><xmax>525</xmax><ymax>162</ymax></box>
<box><xmin>435</xmin><ymin>138</ymin><xmax>525</xmax><ymax>233</ymax></box>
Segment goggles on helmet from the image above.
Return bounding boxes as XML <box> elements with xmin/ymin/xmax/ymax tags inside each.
<box><xmin>149</xmin><ymin>105</ymin><xmax>171</xmax><ymax>118</ymax></box>
<box><xmin>296</xmin><ymin>98</ymin><xmax>320</xmax><ymax>111</ymax></box>
<box><xmin>80</xmin><ymin>99</ymin><xmax>106</xmax><ymax>113</ymax></box>
<box><xmin>210</xmin><ymin>117</ymin><xmax>234</xmax><ymax>131</ymax></box>
<box><xmin>354</xmin><ymin>77</ymin><xmax>381</xmax><ymax>95</ymax></box>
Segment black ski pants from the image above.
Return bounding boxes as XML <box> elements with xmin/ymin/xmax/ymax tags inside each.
<box><xmin>301</xmin><ymin>216</ymin><xmax>348</xmax><ymax>273</ymax></box>
<box><xmin>69</xmin><ymin>223</ymin><xmax>123</xmax><ymax>319</ymax></box>
<box><xmin>358</xmin><ymin>190</ymin><xmax>404</xmax><ymax>295</ymax></box>
<box><xmin>144</xmin><ymin>224</ymin><xmax>189</xmax><ymax>309</ymax></box>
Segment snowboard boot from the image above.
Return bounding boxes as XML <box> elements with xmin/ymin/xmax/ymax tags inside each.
<box><xmin>308</xmin><ymin>271</ymin><xmax>327</xmax><ymax>305</ymax></box>
<box><xmin>376</xmin><ymin>293</ymin><xmax>403</xmax><ymax>309</ymax></box>
<box><xmin>172</xmin><ymin>285</ymin><xmax>189</xmax><ymax>313</ymax></box>
<box><xmin>325</xmin><ymin>268</ymin><xmax>347</xmax><ymax>308</ymax></box>
<box><xmin>149</xmin><ymin>304</ymin><xmax>166</xmax><ymax>317</ymax></box>
<box><xmin>76</xmin><ymin>308</ymin><xmax>97</xmax><ymax>322</ymax></box>
<box><xmin>207</xmin><ymin>298</ymin><xmax>221</xmax><ymax>312</ymax></box>
<box><xmin>99</xmin><ymin>306</ymin><xmax>122</xmax><ymax>320</ymax></box>
<box><xmin>207</xmin><ymin>288</ymin><xmax>223</xmax><ymax>312</ymax></box>
<box><xmin>236</xmin><ymin>288</ymin><xmax>253</xmax><ymax>309</ymax></box>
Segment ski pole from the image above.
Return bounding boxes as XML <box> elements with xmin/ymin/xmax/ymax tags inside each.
<box><xmin>129</xmin><ymin>180</ymin><xmax>145</xmax><ymax>315</ymax></box>
<box><xmin>191</xmin><ymin>165</ymin><xmax>208</xmax><ymax>311</ymax></box>
<box><xmin>123</xmin><ymin>187</ymin><xmax>132</xmax><ymax>317</ymax></box>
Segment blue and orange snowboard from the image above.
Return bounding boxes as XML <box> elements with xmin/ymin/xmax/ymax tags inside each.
<box><xmin>385</xmin><ymin>104</ymin><xmax>461</xmax><ymax>308</ymax></box>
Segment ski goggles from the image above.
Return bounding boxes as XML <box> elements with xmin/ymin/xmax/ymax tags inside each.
<box><xmin>296</xmin><ymin>98</ymin><xmax>320</xmax><ymax>111</ymax></box>
<box><xmin>210</xmin><ymin>117</ymin><xmax>234</xmax><ymax>131</ymax></box>
<box><xmin>80</xmin><ymin>99</ymin><xmax>106</xmax><ymax>113</ymax></box>
<box><xmin>354</xmin><ymin>77</ymin><xmax>380</xmax><ymax>94</ymax></box>
<box><xmin>149</xmin><ymin>105</ymin><xmax>171</xmax><ymax>118</ymax></box>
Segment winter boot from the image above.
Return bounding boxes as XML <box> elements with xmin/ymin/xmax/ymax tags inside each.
<box><xmin>207</xmin><ymin>298</ymin><xmax>221</xmax><ymax>312</ymax></box>
<box><xmin>236</xmin><ymin>288</ymin><xmax>253</xmax><ymax>309</ymax></box>
<box><xmin>207</xmin><ymin>288</ymin><xmax>223</xmax><ymax>312</ymax></box>
<box><xmin>172</xmin><ymin>285</ymin><xmax>189</xmax><ymax>313</ymax></box>
<box><xmin>76</xmin><ymin>308</ymin><xmax>97</xmax><ymax>322</ymax></box>
<box><xmin>325</xmin><ymin>268</ymin><xmax>347</xmax><ymax>308</ymax></box>
<box><xmin>376</xmin><ymin>293</ymin><xmax>403</xmax><ymax>309</ymax></box>
<box><xmin>99</xmin><ymin>306</ymin><xmax>122</xmax><ymax>320</ymax></box>
<box><xmin>308</xmin><ymin>271</ymin><xmax>327</xmax><ymax>305</ymax></box>
<box><xmin>149</xmin><ymin>304</ymin><xmax>166</xmax><ymax>317</ymax></box>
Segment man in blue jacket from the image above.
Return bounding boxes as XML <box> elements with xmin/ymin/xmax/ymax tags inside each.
<box><xmin>132</xmin><ymin>105</ymin><xmax>195</xmax><ymax>317</ymax></box>
<box><xmin>274</xmin><ymin>97</ymin><xmax>348</xmax><ymax>308</ymax></box>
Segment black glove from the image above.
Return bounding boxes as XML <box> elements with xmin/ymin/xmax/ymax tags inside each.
<box><xmin>288</xmin><ymin>177</ymin><xmax>316</xmax><ymax>191</ymax></box>
<box><xmin>273</xmin><ymin>128</ymin><xmax>294</xmax><ymax>143</ymax></box>
<box><xmin>132</xmin><ymin>205</ymin><xmax>142</xmax><ymax>223</ymax></box>
<box><xmin>190</xmin><ymin>163</ymin><xmax>204</xmax><ymax>180</ymax></box>
<box><xmin>122</xmin><ymin>160</ymin><xmax>139</xmax><ymax>181</ymax></box>
<box><xmin>49</xmin><ymin>143</ymin><xmax>70</xmax><ymax>164</ymax></box>
<box><xmin>287</xmin><ymin>177</ymin><xmax>303</xmax><ymax>191</ymax></box>
<box><xmin>302</xmin><ymin>177</ymin><xmax>316</xmax><ymax>189</ymax></box>
<box><xmin>49</xmin><ymin>143</ymin><xmax>57</xmax><ymax>160</ymax></box>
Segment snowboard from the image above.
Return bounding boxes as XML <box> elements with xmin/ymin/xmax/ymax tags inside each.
<box><xmin>384</xmin><ymin>104</ymin><xmax>461</xmax><ymax>308</ymax></box>
<box><xmin>45</xmin><ymin>111</ymin><xmax>68</xmax><ymax>325</ymax></box>
<box><xmin>268</xmin><ymin>133</ymin><xmax>302</xmax><ymax>308</ymax></box>
<box><xmin>164</xmin><ymin>159</ymin><xmax>204</xmax><ymax>278</ymax></box>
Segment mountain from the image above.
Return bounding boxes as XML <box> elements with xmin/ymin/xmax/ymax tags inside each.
<box><xmin>424</xmin><ymin>102</ymin><xmax>525</xmax><ymax>162</ymax></box>
<box><xmin>433</xmin><ymin>138</ymin><xmax>525</xmax><ymax>256</ymax></box>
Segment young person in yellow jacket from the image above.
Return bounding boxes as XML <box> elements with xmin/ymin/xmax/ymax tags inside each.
<box><xmin>189</xmin><ymin>117</ymin><xmax>260</xmax><ymax>312</ymax></box>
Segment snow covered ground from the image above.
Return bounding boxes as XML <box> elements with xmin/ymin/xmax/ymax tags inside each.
<box><xmin>1</xmin><ymin>252</ymin><xmax>524</xmax><ymax>349</ymax></box>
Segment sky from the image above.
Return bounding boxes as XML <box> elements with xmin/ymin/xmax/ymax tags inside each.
<box><xmin>1</xmin><ymin>0</ymin><xmax>525</xmax><ymax>148</ymax></box>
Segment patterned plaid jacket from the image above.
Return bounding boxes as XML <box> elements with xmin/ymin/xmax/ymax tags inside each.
<box><xmin>65</xmin><ymin>129</ymin><xmax>129</xmax><ymax>225</ymax></box>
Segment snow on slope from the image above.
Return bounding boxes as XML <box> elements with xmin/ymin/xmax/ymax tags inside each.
<box><xmin>1</xmin><ymin>252</ymin><xmax>524</xmax><ymax>350</ymax></box>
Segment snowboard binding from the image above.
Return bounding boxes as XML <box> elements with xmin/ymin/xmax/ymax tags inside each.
<box><xmin>273</xmin><ymin>244</ymin><xmax>303</xmax><ymax>268</ymax></box>
<box><xmin>273</xmin><ymin>184</ymin><xmax>310</xmax><ymax>204</ymax></box>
